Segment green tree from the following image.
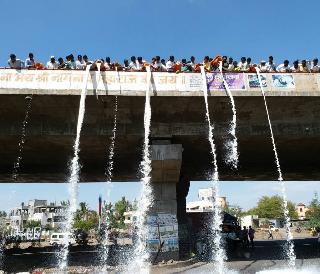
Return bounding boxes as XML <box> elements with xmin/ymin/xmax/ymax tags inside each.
<box><xmin>79</xmin><ymin>202</ymin><xmax>89</xmax><ymax>220</ymax></box>
<box><xmin>25</xmin><ymin>220</ymin><xmax>41</xmax><ymax>228</ymax></box>
<box><xmin>306</xmin><ymin>192</ymin><xmax>320</xmax><ymax>229</ymax></box>
<box><xmin>246</xmin><ymin>195</ymin><xmax>298</xmax><ymax>220</ymax></box>
<box><xmin>113</xmin><ymin>197</ymin><xmax>129</xmax><ymax>229</ymax></box>
<box><xmin>102</xmin><ymin>197</ymin><xmax>130</xmax><ymax>229</ymax></box>
<box><xmin>225</xmin><ymin>205</ymin><xmax>244</xmax><ymax>218</ymax></box>
<box><xmin>0</xmin><ymin>211</ymin><xmax>7</xmax><ymax>217</ymax></box>
<box><xmin>44</xmin><ymin>224</ymin><xmax>53</xmax><ymax>231</ymax></box>
<box><xmin>73</xmin><ymin>202</ymin><xmax>99</xmax><ymax>231</ymax></box>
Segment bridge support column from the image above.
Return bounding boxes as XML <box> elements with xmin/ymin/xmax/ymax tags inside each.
<box><xmin>148</xmin><ymin>143</ymin><xmax>182</xmax><ymax>262</ymax></box>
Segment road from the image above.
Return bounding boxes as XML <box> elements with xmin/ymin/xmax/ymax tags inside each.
<box><xmin>1</xmin><ymin>238</ymin><xmax>319</xmax><ymax>273</ymax></box>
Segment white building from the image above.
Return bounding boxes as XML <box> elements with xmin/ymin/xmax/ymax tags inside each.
<box><xmin>240</xmin><ymin>215</ymin><xmax>259</xmax><ymax>228</ymax></box>
<box><xmin>124</xmin><ymin>211</ymin><xmax>138</xmax><ymax>225</ymax></box>
<box><xmin>9</xmin><ymin>199</ymin><xmax>67</xmax><ymax>231</ymax></box>
<box><xmin>296</xmin><ymin>203</ymin><xmax>309</xmax><ymax>220</ymax></box>
<box><xmin>186</xmin><ymin>188</ymin><xmax>227</xmax><ymax>213</ymax></box>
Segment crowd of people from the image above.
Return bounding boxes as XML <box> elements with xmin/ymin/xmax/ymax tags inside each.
<box><xmin>235</xmin><ymin>225</ymin><xmax>256</xmax><ymax>248</ymax></box>
<box><xmin>4</xmin><ymin>53</ymin><xmax>320</xmax><ymax>73</ymax></box>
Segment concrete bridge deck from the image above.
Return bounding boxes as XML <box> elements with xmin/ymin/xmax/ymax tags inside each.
<box><xmin>0</xmin><ymin>69</ymin><xmax>320</xmax><ymax>182</ymax></box>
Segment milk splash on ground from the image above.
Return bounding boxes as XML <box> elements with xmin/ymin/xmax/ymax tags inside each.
<box><xmin>100</xmin><ymin>95</ymin><xmax>118</xmax><ymax>272</ymax></box>
<box><xmin>257</xmin><ymin>268</ymin><xmax>319</xmax><ymax>274</ymax></box>
<box><xmin>128</xmin><ymin>66</ymin><xmax>153</xmax><ymax>274</ymax></box>
<box><xmin>256</xmin><ymin>67</ymin><xmax>296</xmax><ymax>268</ymax></box>
<box><xmin>58</xmin><ymin>65</ymin><xmax>92</xmax><ymax>271</ymax></box>
<box><xmin>218</xmin><ymin>62</ymin><xmax>238</xmax><ymax>169</ymax></box>
<box><xmin>201</xmin><ymin>66</ymin><xmax>226</xmax><ymax>274</ymax></box>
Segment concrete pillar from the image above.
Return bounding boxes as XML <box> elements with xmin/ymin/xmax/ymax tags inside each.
<box><xmin>176</xmin><ymin>174</ymin><xmax>191</xmax><ymax>259</ymax></box>
<box><xmin>147</xmin><ymin>143</ymin><xmax>182</xmax><ymax>262</ymax></box>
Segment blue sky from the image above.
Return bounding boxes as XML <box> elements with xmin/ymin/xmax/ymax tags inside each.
<box><xmin>0</xmin><ymin>181</ymin><xmax>318</xmax><ymax>213</ymax></box>
<box><xmin>1</xmin><ymin>0</ymin><xmax>320</xmax><ymax>66</ymax></box>
<box><xmin>0</xmin><ymin>1</ymin><xmax>319</xmax><ymax>212</ymax></box>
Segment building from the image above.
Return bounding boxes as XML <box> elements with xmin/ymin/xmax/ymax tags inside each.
<box><xmin>0</xmin><ymin>216</ymin><xmax>10</xmax><ymax>234</ymax></box>
<box><xmin>8</xmin><ymin>199</ymin><xmax>67</xmax><ymax>231</ymax></box>
<box><xmin>296</xmin><ymin>203</ymin><xmax>309</xmax><ymax>220</ymax></box>
<box><xmin>186</xmin><ymin>188</ymin><xmax>227</xmax><ymax>213</ymax></box>
<box><xmin>240</xmin><ymin>215</ymin><xmax>259</xmax><ymax>228</ymax></box>
<box><xmin>123</xmin><ymin>211</ymin><xmax>138</xmax><ymax>225</ymax></box>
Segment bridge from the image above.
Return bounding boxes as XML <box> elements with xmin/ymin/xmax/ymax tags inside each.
<box><xmin>1</xmin><ymin>69</ymin><xmax>319</xmax><ymax>259</ymax></box>
<box><xmin>0</xmin><ymin>69</ymin><xmax>319</xmax><ymax>182</ymax></box>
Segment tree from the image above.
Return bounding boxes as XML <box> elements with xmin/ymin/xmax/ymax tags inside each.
<box><xmin>73</xmin><ymin>202</ymin><xmax>99</xmax><ymax>232</ymax></box>
<box><xmin>225</xmin><ymin>205</ymin><xmax>244</xmax><ymax>218</ymax></box>
<box><xmin>101</xmin><ymin>197</ymin><xmax>130</xmax><ymax>229</ymax></box>
<box><xmin>113</xmin><ymin>197</ymin><xmax>130</xmax><ymax>229</ymax></box>
<box><xmin>25</xmin><ymin>220</ymin><xmax>41</xmax><ymax>228</ymax></box>
<box><xmin>306</xmin><ymin>192</ymin><xmax>320</xmax><ymax>229</ymax></box>
<box><xmin>0</xmin><ymin>211</ymin><xmax>7</xmax><ymax>218</ymax></box>
<box><xmin>44</xmin><ymin>224</ymin><xmax>53</xmax><ymax>231</ymax></box>
<box><xmin>246</xmin><ymin>195</ymin><xmax>298</xmax><ymax>220</ymax></box>
<box><xmin>79</xmin><ymin>202</ymin><xmax>89</xmax><ymax>220</ymax></box>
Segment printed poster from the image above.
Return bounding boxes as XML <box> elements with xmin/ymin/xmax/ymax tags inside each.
<box><xmin>146</xmin><ymin>213</ymin><xmax>179</xmax><ymax>252</ymax></box>
<box><xmin>206</xmin><ymin>73</ymin><xmax>246</xmax><ymax>90</ymax></box>
<box><xmin>248</xmin><ymin>74</ymin><xmax>267</xmax><ymax>88</ymax></box>
<box><xmin>272</xmin><ymin>74</ymin><xmax>295</xmax><ymax>88</ymax></box>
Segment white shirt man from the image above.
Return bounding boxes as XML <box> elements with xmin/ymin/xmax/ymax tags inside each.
<box><xmin>291</xmin><ymin>62</ymin><xmax>300</xmax><ymax>72</ymax></box>
<box><xmin>136</xmin><ymin>61</ymin><xmax>144</xmax><ymax>71</ymax></box>
<box><xmin>258</xmin><ymin>61</ymin><xmax>268</xmax><ymax>72</ymax></box>
<box><xmin>276</xmin><ymin>61</ymin><xmax>292</xmax><ymax>73</ymax></box>
<box><xmin>152</xmin><ymin>61</ymin><xmax>161</xmax><ymax>71</ymax></box>
<box><xmin>75</xmin><ymin>60</ymin><xmax>86</xmax><ymax>70</ymax></box>
<box><xmin>266</xmin><ymin>62</ymin><xmax>276</xmax><ymax>72</ymax></box>
<box><xmin>166</xmin><ymin>60</ymin><xmax>175</xmax><ymax>72</ymax></box>
<box><xmin>238</xmin><ymin>61</ymin><xmax>249</xmax><ymax>72</ymax></box>
<box><xmin>128</xmin><ymin>61</ymin><xmax>137</xmax><ymax>71</ymax></box>
<box><xmin>8</xmin><ymin>56</ymin><xmax>24</xmax><ymax>69</ymax></box>
<box><xmin>25</xmin><ymin>58</ymin><xmax>35</xmax><ymax>68</ymax></box>
<box><xmin>310</xmin><ymin>59</ymin><xmax>319</xmax><ymax>72</ymax></box>
<box><xmin>46</xmin><ymin>56</ymin><xmax>59</xmax><ymax>69</ymax></box>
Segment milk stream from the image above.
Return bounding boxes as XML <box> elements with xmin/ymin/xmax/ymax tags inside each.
<box><xmin>100</xmin><ymin>95</ymin><xmax>118</xmax><ymax>272</ymax></box>
<box><xmin>95</xmin><ymin>62</ymin><xmax>101</xmax><ymax>99</ymax></box>
<box><xmin>201</xmin><ymin>66</ymin><xmax>226</xmax><ymax>274</ymax></box>
<box><xmin>256</xmin><ymin>67</ymin><xmax>296</xmax><ymax>268</ymax></box>
<box><xmin>6</xmin><ymin>95</ymin><xmax>33</xmax><ymax>268</ymax></box>
<box><xmin>12</xmin><ymin>95</ymin><xmax>33</xmax><ymax>181</ymax></box>
<box><xmin>129</xmin><ymin>66</ymin><xmax>153</xmax><ymax>274</ymax></box>
<box><xmin>58</xmin><ymin>64</ymin><xmax>92</xmax><ymax>271</ymax></box>
<box><xmin>218</xmin><ymin>62</ymin><xmax>238</xmax><ymax>169</ymax></box>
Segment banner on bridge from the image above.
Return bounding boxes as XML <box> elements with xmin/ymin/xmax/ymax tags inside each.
<box><xmin>206</xmin><ymin>73</ymin><xmax>246</xmax><ymax>90</ymax></box>
<box><xmin>272</xmin><ymin>74</ymin><xmax>295</xmax><ymax>88</ymax></box>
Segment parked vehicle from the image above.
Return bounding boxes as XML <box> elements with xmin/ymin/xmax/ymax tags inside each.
<box><xmin>49</xmin><ymin>233</ymin><xmax>76</xmax><ymax>246</ymax></box>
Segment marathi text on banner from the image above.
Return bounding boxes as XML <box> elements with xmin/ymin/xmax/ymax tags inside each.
<box><xmin>207</xmin><ymin>73</ymin><xmax>246</xmax><ymax>90</ymax></box>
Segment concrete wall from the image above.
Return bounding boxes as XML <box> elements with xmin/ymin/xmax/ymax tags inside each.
<box><xmin>1</xmin><ymin>69</ymin><xmax>320</xmax><ymax>96</ymax></box>
<box><xmin>1</xmin><ymin>70</ymin><xmax>320</xmax><ymax>181</ymax></box>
